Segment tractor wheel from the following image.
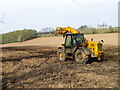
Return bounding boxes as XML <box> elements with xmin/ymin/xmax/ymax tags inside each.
<box><xmin>74</xmin><ymin>48</ymin><xmax>89</xmax><ymax>64</ymax></box>
<box><xmin>99</xmin><ymin>54</ymin><xmax>104</xmax><ymax>62</ymax></box>
<box><xmin>57</xmin><ymin>49</ymin><xmax>66</xmax><ymax>61</ymax></box>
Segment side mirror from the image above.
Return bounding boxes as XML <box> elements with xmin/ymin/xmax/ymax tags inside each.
<box><xmin>101</xmin><ymin>40</ymin><xmax>104</xmax><ymax>43</ymax></box>
<box><xmin>99</xmin><ymin>40</ymin><xmax>104</xmax><ymax>43</ymax></box>
<box><xmin>91</xmin><ymin>38</ymin><xmax>94</xmax><ymax>41</ymax></box>
<box><xmin>63</xmin><ymin>35</ymin><xmax>65</xmax><ymax>38</ymax></box>
<box><xmin>62</xmin><ymin>44</ymin><xmax>65</xmax><ymax>46</ymax></box>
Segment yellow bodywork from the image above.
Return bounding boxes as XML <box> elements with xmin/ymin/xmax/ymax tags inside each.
<box><xmin>56</xmin><ymin>26</ymin><xmax>104</xmax><ymax>60</ymax></box>
<box><xmin>87</xmin><ymin>41</ymin><xmax>103</xmax><ymax>60</ymax></box>
<box><xmin>56</xmin><ymin>26</ymin><xmax>80</xmax><ymax>34</ymax></box>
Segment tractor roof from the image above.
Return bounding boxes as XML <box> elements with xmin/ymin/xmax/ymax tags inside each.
<box><xmin>66</xmin><ymin>33</ymin><xmax>84</xmax><ymax>36</ymax></box>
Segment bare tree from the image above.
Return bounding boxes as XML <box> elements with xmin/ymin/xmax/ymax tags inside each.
<box><xmin>99</xmin><ymin>23</ymin><xmax>108</xmax><ymax>29</ymax></box>
<box><xmin>97</xmin><ymin>24</ymin><xmax>100</xmax><ymax>29</ymax></box>
<box><xmin>0</xmin><ymin>14</ymin><xmax>5</xmax><ymax>24</ymax></box>
<box><xmin>42</xmin><ymin>27</ymin><xmax>54</xmax><ymax>33</ymax></box>
<box><xmin>0</xmin><ymin>19</ymin><xmax>4</xmax><ymax>24</ymax></box>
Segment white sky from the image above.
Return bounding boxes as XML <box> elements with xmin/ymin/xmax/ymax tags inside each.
<box><xmin>0</xmin><ymin>0</ymin><xmax>119</xmax><ymax>34</ymax></box>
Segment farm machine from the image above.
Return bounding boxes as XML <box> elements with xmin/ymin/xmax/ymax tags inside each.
<box><xmin>55</xmin><ymin>26</ymin><xmax>104</xmax><ymax>63</ymax></box>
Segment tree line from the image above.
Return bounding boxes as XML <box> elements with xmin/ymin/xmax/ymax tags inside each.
<box><xmin>1</xmin><ymin>23</ymin><xmax>118</xmax><ymax>44</ymax></box>
<box><xmin>1</xmin><ymin>29</ymin><xmax>37</xmax><ymax>44</ymax></box>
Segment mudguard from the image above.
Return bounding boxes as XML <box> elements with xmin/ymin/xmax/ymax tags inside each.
<box><xmin>78</xmin><ymin>47</ymin><xmax>90</xmax><ymax>55</ymax></box>
<box><xmin>58</xmin><ymin>47</ymin><xmax>64</xmax><ymax>49</ymax></box>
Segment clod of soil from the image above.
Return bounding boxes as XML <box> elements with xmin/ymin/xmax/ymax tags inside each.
<box><xmin>1</xmin><ymin>45</ymin><xmax>119</xmax><ymax>88</ymax></box>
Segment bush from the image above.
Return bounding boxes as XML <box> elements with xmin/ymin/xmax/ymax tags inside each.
<box><xmin>1</xmin><ymin>29</ymin><xmax>37</xmax><ymax>44</ymax></box>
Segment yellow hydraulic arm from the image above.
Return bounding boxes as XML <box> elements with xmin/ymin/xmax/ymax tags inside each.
<box><xmin>55</xmin><ymin>26</ymin><xmax>80</xmax><ymax>35</ymax></box>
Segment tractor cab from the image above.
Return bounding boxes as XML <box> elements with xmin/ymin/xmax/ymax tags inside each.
<box><xmin>63</xmin><ymin>33</ymin><xmax>84</xmax><ymax>47</ymax></box>
<box><xmin>62</xmin><ymin>33</ymin><xmax>85</xmax><ymax>54</ymax></box>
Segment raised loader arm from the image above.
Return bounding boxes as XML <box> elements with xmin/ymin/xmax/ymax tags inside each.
<box><xmin>55</xmin><ymin>26</ymin><xmax>80</xmax><ymax>35</ymax></box>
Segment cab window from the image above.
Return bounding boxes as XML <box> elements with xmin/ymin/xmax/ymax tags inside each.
<box><xmin>65</xmin><ymin>35</ymin><xmax>72</xmax><ymax>47</ymax></box>
<box><xmin>72</xmin><ymin>35</ymin><xmax>76</xmax><ymax>46</ymax></box>
<box><xmin>75</xmin><ymin>34</ymin><xmax>84</xmax><ymax>44</ymax></box>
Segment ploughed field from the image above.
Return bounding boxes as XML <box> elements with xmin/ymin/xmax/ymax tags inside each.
<box><xmin>1</xmin><ymin>33</ymin><xmax>119</xmax><ymax>88</ymax></box>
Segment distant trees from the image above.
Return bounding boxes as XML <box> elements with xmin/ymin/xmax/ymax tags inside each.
<box><xmin>97</xmin><ymin>23</ymin><xmax>108</xmax><ymax>29</ymax></box>
<box><xmin>78</xmin><ymin>25</ymin><xmax>88</xmax><ymax>30</ymax></box>
<box><xmin>79</xmin><ymin>23</ymin><xmax>112</xmax><ymax>30</ymax></box>
<box><xmin>36</xmin><ymin>27</ymin><xmax>54</xmax><ymax>37</ymax></box>
<box><xmin>77</xmin><ymin>23</ymin><xmax>118</xmax><ymax>34</ymax></box>
<box><xmin>109</xmin><ymin>26</ymin><xmax>114</xmax><ymax>33</ymax></box>
<box><xmin>42</xmin><ymin>27</ymin><xmax>54</xmax><ymax>34</ymax></box>
<box><xmin>2</xmin><ymin>29</ymin><xmax>37</xmax><ymax>44</ymax></box>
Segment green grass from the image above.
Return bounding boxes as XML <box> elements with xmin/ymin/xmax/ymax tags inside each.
<box><xmin>1</xmin><ymin>29</ymin><xmax>37</xmax><ymax>44</ymax></box>
<box><xmin>1</xmin><ymin>27</ymin><xmax>119</xmax><ymax>44</ymax></box>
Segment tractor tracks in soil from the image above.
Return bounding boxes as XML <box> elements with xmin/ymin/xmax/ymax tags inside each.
<box><xmin>1</xmin><ymin>45</ymin><xmax>119</xmax><ymax>88</ymax></box>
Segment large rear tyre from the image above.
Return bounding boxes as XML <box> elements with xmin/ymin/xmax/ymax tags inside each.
<box><xmin>99</xmin><ymin>55</ymin><xmax>104</xmax><ymax>62</ymax></box>
<box><xmin>57</xmin><ymin>49</ymin><xmax>66</xmax><ymax>61</ymax></box>
<box><xmin>75</xmin><ymin>48</ymin><xmax>89</xmax><ymax>64</ymax></box>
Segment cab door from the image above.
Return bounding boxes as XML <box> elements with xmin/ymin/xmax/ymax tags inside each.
<box><xmin>65</xmin><ymin>34</ymin><xmax>76</xmax><ymax>54</ymax></box>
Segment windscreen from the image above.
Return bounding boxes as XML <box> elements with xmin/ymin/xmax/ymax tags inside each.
<box><xmin>75</xmin><ymin>34</ymin><xmax>84</xmax><ymax>44</ymax></box>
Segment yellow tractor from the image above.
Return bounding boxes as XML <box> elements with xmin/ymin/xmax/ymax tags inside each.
<box><xmin>55</xmin><ymin>26</ymin><xmax>104</xmax><ymax>64</ymax></box>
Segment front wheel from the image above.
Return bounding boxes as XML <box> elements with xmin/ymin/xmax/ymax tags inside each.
<box><xmin>57</xmin><ymin>49</ymin><xmax>66</xmax><ymax>61</ymax></box>
<box><xmin>74</xmin><ymin>49</ymin><xmax>90</xmax><ymax>64</ymax></box>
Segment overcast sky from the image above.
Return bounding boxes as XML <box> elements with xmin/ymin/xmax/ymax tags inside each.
<box><xmin>0</xmin><ymin>0</ymin><xmax>119</xmax><ymax>34</ymax></box>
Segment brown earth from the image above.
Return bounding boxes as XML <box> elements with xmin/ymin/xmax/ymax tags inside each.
<box><xmin>0</xmin><ymin>33</ymin><xmax>119</xmax><ymax>47</ymax></box>
<box><xmin>1</xmin><ymin>33</ymin><xmax>119</xmax><ymax>88</ymax></box>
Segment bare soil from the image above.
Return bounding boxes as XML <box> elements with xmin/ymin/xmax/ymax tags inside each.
<box><xmin>1</xmin><ymin>33</ymin><xmax>119</xmax><ymax>88</ymax></box>
<box><xmin>1</xmin><ymin>45</ymin><xmax>119</xmax><ymax>88</ymax></box>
